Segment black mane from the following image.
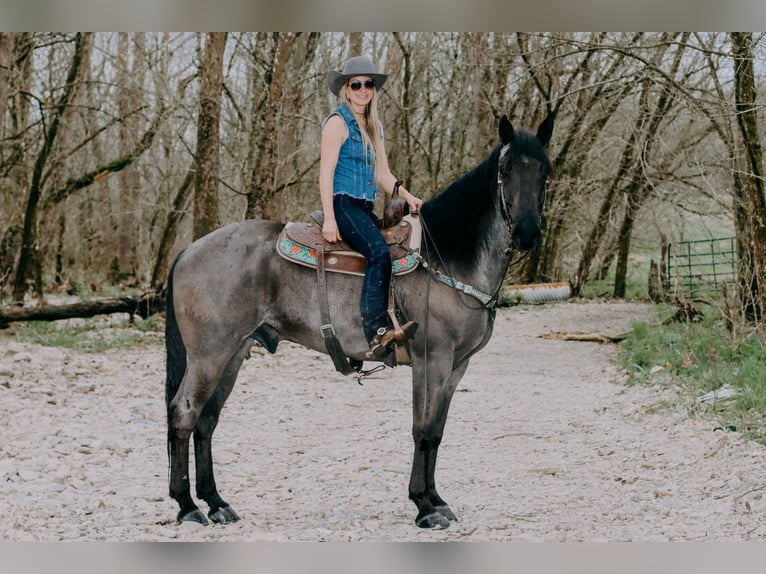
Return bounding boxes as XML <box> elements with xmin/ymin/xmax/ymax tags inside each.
<box><xmin>420</xmin><ymin>128</ymin><xmax>549</xmax><ymax>267</ymax></box>
<box><xmin>420</xmin><ymin>146</ymin><xmax>500</xmax><ymax>266</ymax></box>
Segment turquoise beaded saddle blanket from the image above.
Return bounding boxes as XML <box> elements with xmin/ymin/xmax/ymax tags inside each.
<box><xmin>276</xmin><ymin>212</ymin><xmax>421</xmax><ymax>277</ymax></box>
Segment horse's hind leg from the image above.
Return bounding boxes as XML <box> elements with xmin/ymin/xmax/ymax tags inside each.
<box><xmin>168</xmin><ymin>347</ymin><xmax>246</xmax><ymax>524</ymax></box>
<box><xmin>168</xmin><ymin>417</ymin><xmax>206</xmax><ymax>524</ymax></box>
<box><xmin>193</xmin><ymin>339</ymin><xmax>254</xmax><ymax>524</ymax></box>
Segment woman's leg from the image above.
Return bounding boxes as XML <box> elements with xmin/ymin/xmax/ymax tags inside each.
<box><xmin>333</xmin><ymin>195</ymin><xmax>392</xmax><ymax>342</ymax></box>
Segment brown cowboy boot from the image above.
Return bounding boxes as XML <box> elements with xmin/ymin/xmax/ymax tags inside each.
<box><xmin>367</xmin><ymin>321</ymin><xmax>418</xmax><ymax>360</ymax></box>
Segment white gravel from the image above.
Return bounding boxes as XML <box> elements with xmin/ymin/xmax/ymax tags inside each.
<box><xmin>1</xmin><ymin>300</ymin><xmax>765</xmax><ymax>541</ymax></box>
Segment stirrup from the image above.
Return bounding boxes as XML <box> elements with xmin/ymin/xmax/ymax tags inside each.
<box><xmin>366</xmin><ymin>321</ymin><xmax>418</xmax><ymax>360</ymax></box>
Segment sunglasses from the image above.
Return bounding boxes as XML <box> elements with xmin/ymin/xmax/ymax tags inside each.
<box><xmin>348</xmin><ymin>79</ymin><xmax>376</xmax><ymax>91</ymax></box>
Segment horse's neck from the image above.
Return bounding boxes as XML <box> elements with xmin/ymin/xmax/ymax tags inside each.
<box><xmin>423</xmin><ymin>149</ymin><xmax>511</xmax><ymax>291</ymax></box>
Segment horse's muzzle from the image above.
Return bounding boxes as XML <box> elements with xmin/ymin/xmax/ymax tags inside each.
<box><xmin>511</xmin><ymin>223</ymin><xmax>541</xmax><ymax>252</ymax></box>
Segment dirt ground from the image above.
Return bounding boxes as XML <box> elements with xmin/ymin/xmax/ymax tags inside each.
<box><xmin>2</xmin><ymin>300</ymin><xmax>766</xmax><ymax>542</ymax></box>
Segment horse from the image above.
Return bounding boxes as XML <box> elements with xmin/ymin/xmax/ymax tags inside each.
<box><xmin>165</xmin><ymin>113</ymin><xmax>553</xmax><ymax>529</ymax></box>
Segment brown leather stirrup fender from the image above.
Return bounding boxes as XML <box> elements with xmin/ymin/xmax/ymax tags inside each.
<box><xmin>315</xmin><ymin>242</ymin><xmax>359</xmax><ymax>375</ymax></box>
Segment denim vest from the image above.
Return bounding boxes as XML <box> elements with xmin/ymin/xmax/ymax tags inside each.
<box><xmin>322</xmin><ymin>103</ymin><xmax>379</xmax><ymax>201</ymax></box>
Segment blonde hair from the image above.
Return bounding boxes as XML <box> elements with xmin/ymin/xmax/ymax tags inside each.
<box><xmin>341</xmin><ymin>82</ymin><xmax>383</xmax><ymax>173</ymax></box>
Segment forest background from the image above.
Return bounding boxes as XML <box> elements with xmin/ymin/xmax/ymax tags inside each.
<box><xmin>0</xmin><ymin>32</ymin><xmax>764</xmax><ymax>323</ymax></box>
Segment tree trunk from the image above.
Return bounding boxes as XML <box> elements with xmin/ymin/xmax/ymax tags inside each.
<box><xmin>731</xmin><ymin>32</ymin><xmax>766</xmax><ymax>328</ymax></box>
<box><xmin>697</xmin><ymin>33</ymin><xmax>757</xmax><ymax>319</ymax></box>
<box><xmin>0</xmin><ymin>34</ymin><xmax>16</xmax><ymax>298</ymax></box>
<box><xmin>393</xmin><ymin>33</ymin><xmax>413</xmax><ymax>186</ymax></box>
<box><xmin>273</xmin><ymin>32</ymin><xmax>319</xmax><ymax>220</ymax></box>
<box><xmin>193</xmin><ymin>32</ymin><xmax>226</xmax><ymax>240</ymax></box>
<box><xmin>349</xmin><ymin>32</ymin><xmax>363</xmax><ymax>56</ymax></box>
<box><xmin>613</xmin><ymin>198</ymin><xmax>637</xmax><ymax>298</ymax></box>
<box><xmin>3</xmin><ymin>34</ymin><xmax>34</xmax><ymax>300</ymax></box>
<box><xmin>732</xmin><ymin>159</ymin><xmax>758</xmax><ymax>319</ymax></box>
<box><xmin>647</xmin><ymin>259</ymin><xmax>661</xmax><ymax>303</ymax></box>
<box><xmin>471</xmin><ymin>33</ymin><xmax>493</xmax><ymax>162</ymax></box>
<box><xmin>660</xmin><ymin>233</ymin><xmax>670</xmax><ymax>299</ymax></box>
<box><xmin>12</xmin><ymin>33</ymin><xmax>90</xmax><ymax>304</ymax></box>
<box><xmin>115</xmin><ymin>32</ymin><xmax>145</xmax><ymax>280</ymax></box>
<box><xmin>245</xmin><ymin>32</ymin><xmax>296</xmax><ymax>220</ymax></box>
<box><xmin>571</xmin><ymin>155</ymin><xmax>630</xmax><ymax>297</ymax></box>
<box><xmin>150</xmin><ymin>165</ymin><xmax>195</xmax><ymax>291</ymax></box>
<box><xmin>0</xmin><ymin>33</ymin><xmax>13</xmax><ymax>155</ymax></box>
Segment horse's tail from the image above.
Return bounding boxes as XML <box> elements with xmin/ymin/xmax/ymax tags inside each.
<box><xmin>165</xmin><ymin>252</ymin><xmax>186</xmax><ymax>417</ymax></box>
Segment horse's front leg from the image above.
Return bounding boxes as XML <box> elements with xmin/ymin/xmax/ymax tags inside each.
<box><xmin>409</xmin><ymin>360</ymin><xmax>469</xmax><ymax>529</ymax></box>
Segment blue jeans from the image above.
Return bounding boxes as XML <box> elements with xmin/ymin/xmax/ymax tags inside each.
<box><xmin>333</xmin><ymin>194</ymin><xmax>391</xmax><ymax>343</ymax></box>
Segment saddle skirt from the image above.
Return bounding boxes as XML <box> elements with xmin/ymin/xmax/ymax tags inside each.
<box><xmin>276</xmin><ymin>212</ymin><xmax>421</xmax><ymax>276</ymax></box>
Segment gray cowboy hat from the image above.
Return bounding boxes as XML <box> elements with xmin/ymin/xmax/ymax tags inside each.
<box><xmin>327</xmin><ymin>56</ymin><xmax>388</xmax><ymax>97</ymax></box>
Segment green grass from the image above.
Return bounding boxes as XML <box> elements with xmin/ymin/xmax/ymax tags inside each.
<box><xmin>581</xmin><ymin>257</ymin><xmax>651</xmax><ymax>300</ymax></box>
<box><xmin>9</xmin><ymin>315</ymin><xmax>164</xmax><ymax>353</ymax></box>
<box><xmin>619</xmin><ymin>305</ymin><xmax>766</xmax><ymax>443</ymax></box>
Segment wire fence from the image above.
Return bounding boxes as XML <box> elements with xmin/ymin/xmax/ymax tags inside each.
<box><xmin>667</xmin><ymin>237</ymin><xmax>736</xmax><ymax>296</ymax></box>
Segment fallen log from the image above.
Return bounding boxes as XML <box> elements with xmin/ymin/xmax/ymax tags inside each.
<box><xmin>0</xmin><ymin>291</ymin><xmax>162</xmax><ymax>329</ymax></box>
<box><xmin>539</xmin><ymin>330</ymin><xmax>631</xmax><ymax>344</ymax></box>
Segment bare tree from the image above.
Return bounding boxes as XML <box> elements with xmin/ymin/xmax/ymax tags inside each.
<box><xmin>12</xmin><ymin>33</ymin><xmax>92</xmax><ymax>303</ymax></box>
<box><xmin>570</xmin><ymin>34</ymin><xmax>679</xmax><ymax>297</ymax></box>
<box><xmin>695</xmin><ymin>33</ymin><xmax>758</xmax><ymax>317</ymax></box>
<box><xmin>1</xmin><ymin>32</ymin><xmax>762</xmax><ymax>318</ymax></box>
<box><xmin>731</xmin><ymin>32</ymin><xmax>766</xmax><ymax>327</ymax></box>
<box><xmin>114</xmin><ymin>32</ymin><xmax>146</xmax><ymax>280</ymax></box>
<box><xmin>0</xmin><ymin>33</ymin><xmax>12</xmax><ymax>153</ymax></box>
<box><xmin>150</xmin><ymin>166</ymin><xmax>195</xmax><ymax>292</ymax></box>
<box><xmin>392</xmin><ymin>32</ymin><xmax>415</xmax><ymax>186</ymax></box>
<box><xmin>271</xmin><ymin>32</ymin><xmax>321</xmax><ymax>221</ymax></box>
<box><xmin>0</xmin><ymin>33</ymin><xmax>16</xmax><ymax>297</ymax></box>
<box><xmin>349</xmin><ymin>32</ymin><xmax>363</xmax><ymax>56</ymax></box>
<box><xmin>193</xmin><ymin>32</ymin><xmax>227</xmax><ymax>240</ymax></box>
<box><xmin>1</xmin><ymin>34</ymin><xmax>33</xmax><ymax>299</ymax></box>
<box><xmin>245</xmin><ymin>32</ymin><xmax>297</xmax><ymax>220</ymax></box>
<box><xmin>612</xmin><ymin>33</ymin><xmax>688</xmax><ymax>297</ymax></box>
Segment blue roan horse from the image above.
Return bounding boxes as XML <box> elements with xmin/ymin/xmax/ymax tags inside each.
<box><xmin>165</xmin><ymin>114</ymin><xmax>553</xmax><ymax>529</ymax></box>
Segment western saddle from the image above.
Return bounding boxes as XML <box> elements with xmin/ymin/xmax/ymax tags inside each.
<box><xmin>275</xmin><ymin>210</ymin><xmax>422</xmax><ymax>375</ymax></box>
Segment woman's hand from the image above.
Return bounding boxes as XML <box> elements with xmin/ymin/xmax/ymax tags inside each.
<box><xmin>403</xmin><ymin>191</ymin><xmax>423</xmax><ymax>215</ymax></box>
<box><xmin>322</xmin><ymin>218</ymin><xmax>341</xmax><ymax>243</ymax></box>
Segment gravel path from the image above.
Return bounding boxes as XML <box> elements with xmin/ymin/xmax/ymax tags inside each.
<box><xmin>2</xmin><ymin>300</ymin><xmax>765</xmax><ymax>541</ymax></box>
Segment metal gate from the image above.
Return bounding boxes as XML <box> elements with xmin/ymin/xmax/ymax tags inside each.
<box><xmin>667</xmin><ymin>237</ymin><xmax>736</xmax><ymax>295</ymax></box>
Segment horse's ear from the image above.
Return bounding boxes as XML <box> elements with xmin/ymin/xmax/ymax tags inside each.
<box><xmin>536</xmin><ymin>113</ymin><xmax>554</xmax><ymax>146</ymax></box>
<box><xmin>499</xmin><ymin>115</ymin><xmax>514</xmax><ymax>146</ymax></box>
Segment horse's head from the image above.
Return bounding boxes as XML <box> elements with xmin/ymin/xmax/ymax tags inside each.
<box><xmin>497</xmin><ymin>114</ymin><xmax>553</xmax><ymax>252</ymax></box>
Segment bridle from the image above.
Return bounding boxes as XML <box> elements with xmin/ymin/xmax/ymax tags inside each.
<box><xmin>416</xmin><ymin>143</ymin><xmax>540</xmax><ymax>310</ymax></box>
<box><xmin>497</xmin><ymin>143</ymin><xmax>544</xmax><ymax>269</ymax></box>
<box><xmin>406</xmin><ymin>139</ymin><xmax>548</xmax><ymax>382</ymax></box>
<box><xmin>497</xmin><ymin>143</ymin><xmax>515</xmax><ymax>238</ymax></box>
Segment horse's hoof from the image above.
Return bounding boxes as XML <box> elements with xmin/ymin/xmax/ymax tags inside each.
<box><xmin>177</xmin><ymin>508</ymin><xmax>209</xmax><ymax>525</ymax></box>
<box><xmin>209</xmin><ymin>505</ymin><xmax>240</xmax><ymax>524</ymax></box>
<box><xmin>435</xmin><ymin>505</ymin><xmax>457</xmax><ymax>523</ymax></box>
<box><xmin>416</xmin><ymin>511</ymin><xmax>451</xmax><ymax>529</ymax></box>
